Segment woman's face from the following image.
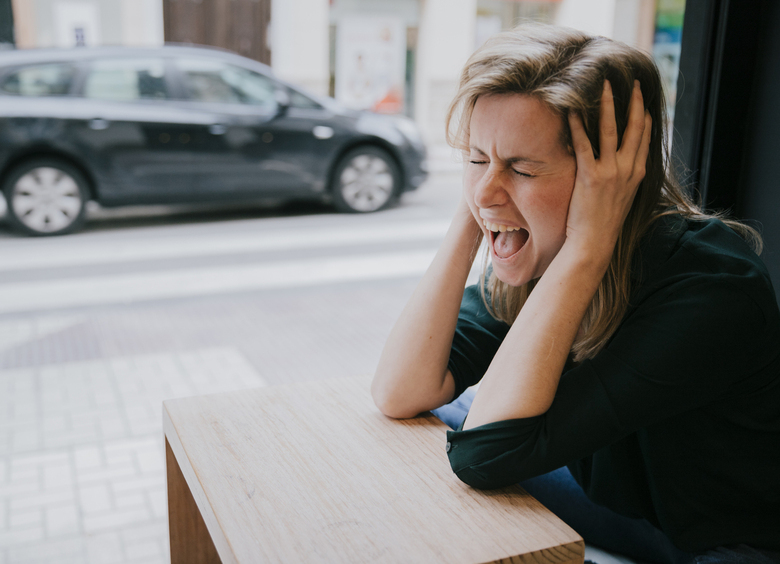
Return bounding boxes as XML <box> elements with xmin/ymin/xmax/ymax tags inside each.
<box><xmin>464</xmin><ymin>94</ymin><xmax>577</xmax><ymax>287</ymax></box>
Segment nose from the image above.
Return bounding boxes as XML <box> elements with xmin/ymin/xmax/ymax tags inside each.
<box><xmin>473</xmin><ymin>165</ymin><xmax>510</xmax><ymax>209</ymax></box>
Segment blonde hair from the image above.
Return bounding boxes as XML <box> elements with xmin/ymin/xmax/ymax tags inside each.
<box><xmin>447</xmin><ymin>24</ymin><xmax>762</xmax><ymax>362</ymax></box>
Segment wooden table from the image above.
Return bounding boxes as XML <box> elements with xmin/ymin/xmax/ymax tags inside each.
<box><xmin>164</xmin><ymin>376</ymin><xmax>584</xmax><ymax>563</ymax></box>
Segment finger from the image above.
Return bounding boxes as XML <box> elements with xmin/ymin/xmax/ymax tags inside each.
<box><xmin>599</xmin><ymin>80</ymin><xmax>618</xmax><ymax>159</ymax></box>
<box><xmin>619</xmin><ymin>80</ymin><xmax>648</xmax><ymax>159</ymax></box>
<box><xmin>631</xmin><ymin>111</ymin><xmax>652</xmax><ymax>183</ymax></box>
<box><xmin>568</xmin><ymin>110</ymin><xmax>596</xmax><ymax>165</ymax></box>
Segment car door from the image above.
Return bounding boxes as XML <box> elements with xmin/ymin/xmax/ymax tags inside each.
<box><xmin>170</xmin><ymin>57</ymin><xmax>332</xmax><ymax>198</ymax></box>
<box><xmin>77</xmin><ymin>56</ymin><xmax>199</xmax><ymax>203</ymax></box>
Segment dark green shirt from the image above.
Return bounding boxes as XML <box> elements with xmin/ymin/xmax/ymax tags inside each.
<box><xmin>445</xmin><ymin>215</ymin><xmax>780</xmax><ymax>552</ymax></box>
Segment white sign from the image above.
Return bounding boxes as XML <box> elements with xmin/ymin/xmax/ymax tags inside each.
<box><xmin>335</xmin><ymin>15</ymin><xmax>406</xmax><ymax>114</ymax></box>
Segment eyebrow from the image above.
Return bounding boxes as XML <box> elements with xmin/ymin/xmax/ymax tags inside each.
<box><xmin>469</xmin><ymin>146</ymin><xmax>546</xmax><ymax>165</ymax></box>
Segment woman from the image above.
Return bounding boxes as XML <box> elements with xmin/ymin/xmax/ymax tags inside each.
<box><xmin>371</xmin><ymin>24</ymin><xmax>780</xmax><ymax>563</ymax></box>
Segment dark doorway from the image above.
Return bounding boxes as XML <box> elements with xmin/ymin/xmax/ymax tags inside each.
<box><xmin>163</xmin><ymin>0</ymin><xmax>272</xmax><ymax>65</ymax></box>
<box><xmin>0</xmin><ymin>0</ymin><xmax>13</xmax><ymax>48</ymax></box>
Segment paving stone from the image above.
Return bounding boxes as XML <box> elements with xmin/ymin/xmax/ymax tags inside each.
<box><xmin>82</xmin><ymin>507</ymin><xmax>151</xmax><ymax>534</ymax></box>
<box><xmin>0</xmin><ymin>524</ymin><xmax>43</xmax><ymax>546</ymax></box>
<box><xmin>77</xmin><ymin>484</ymin><xmax>111</xmax><ymax>514</ymax></box>
<box><xmin>43</xmin><ymin>464</ymin><xmax>73</xmax><ymax>490</ymax></box>
<box><xmin>124</xmin><ymin>539</ymin><xmax>161</xmax><ymax>560</ymax></box>
<box><xmin>9</xmin><ymin>507</ymin><xmax>42</xmax><ymax>529</ymax></box>
<box><xmin>73</xmin><ymin>447</ymin><xmax>103</xmax><ymax>471</ymax></box>
<box><xmin>0</xmin><ymin>478</ymin><xmax>39</xmax><ymax>499</ymax></box>
<box><xmin>10</xmin><ymin>488</ymin><xmax>75</xmax><ymax>511</ymax></box>
<box><xmin>125</xmin><ymin>557</ymin><xmax>166</xmax><ymax>564</ymax></box>
<box><xmin>114</xmin><ymin>492</ymin><xmax>145</xmax><ymax>510</ymax></box>
<box><xmin>76</xmin><ymin>464</ymin><xmax>137</xmax><ymax>486</ymax></box>
<box><xmin>111</xmin><ymin>474</ymin><xmax>165</xmax><ymax>495</ymax></box>
<box><xmin>119</xmin><ymin>519</ymin><xmax>167</xmax><ymax>544</ymax></box>
<box><xmin>10</xmin><ymin>430</ymin><xmax>41</xmax><ymax>454</ymax></box>
<box><xmin>11</xmin><ymin>451</ymin><xmax>68</xmax><ymax>469</ymax></box>
<box><xmin>146</xmin><ymin>488</ymin><xmax>167</xmax><ymax>520</ymax></box>
<box><xmin>45</xmin><ymin>503</ymin><xmax>80</xmax><ymax>536</ymax></box>
<box><xmin>7</xmin><ymin>536</ymin><xmax>84</xmax><ymax>564</ymax></box>
<box><xmin>84</xmin><ymin>531</ymin><xmax>123</xmax><ymax>564</ymax></box>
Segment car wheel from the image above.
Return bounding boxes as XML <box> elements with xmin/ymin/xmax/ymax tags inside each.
<box><xmin>331</xmin><ymin>147</ymin><xmax>400</xmax><ymax>213</ymax></box>
<box><xmin>3</xmin><ymin>159</ymin><xmax>89</xmax><ymax>236</ymax></box>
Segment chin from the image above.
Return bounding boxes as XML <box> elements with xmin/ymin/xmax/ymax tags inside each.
<box><xmin>491</xmin><ymin>264</ymin><xmax>533</xmax><ymax>288</ymax></box>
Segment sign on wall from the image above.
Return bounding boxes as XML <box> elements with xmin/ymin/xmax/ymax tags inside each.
<box><xmin>53</xmin><ymin>0</ymin><xmax>101</xmax><ymax>47</ymax></box>
<box><xmin>335</xmin><ymin>15</ymin><xmax>406</xmax><ymax>114</ymax></box>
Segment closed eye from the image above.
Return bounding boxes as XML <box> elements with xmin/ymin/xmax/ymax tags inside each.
<box><xmin>469</xmin><ymin>160</ymin><xmax>488</xmax><ymax>165</ymax></box>
<box><xmin>513</xmin><ymin>170</ymin><xmax>535</xmax><ymax>178</ymax></box>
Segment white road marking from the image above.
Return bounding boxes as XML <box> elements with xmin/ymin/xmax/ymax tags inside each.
<box><xmin>0</xmin><ymin>249</ymin><xmax>440</xmax><ymax>313</ymax></box>
<box><xmin>0</xmin><ymin>220</ymin><xmax>450</xmax><ymax>272</ymax></box>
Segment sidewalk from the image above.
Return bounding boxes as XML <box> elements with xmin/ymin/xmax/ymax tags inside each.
<box><xmin>0</xmin><ymin>235</ymin><xmax>427</xmax><ymax>563</ymax></box>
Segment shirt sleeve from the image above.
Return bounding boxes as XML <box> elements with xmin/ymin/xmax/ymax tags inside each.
<box><xmin>447</xmin><ymin>283</ymin><xmax>511</xmax><ymax>400</ymax></box>
<box><xmin>446</xmin><ymin>272</ymin><xmax>774</xmax><ymax>489</ymax></box>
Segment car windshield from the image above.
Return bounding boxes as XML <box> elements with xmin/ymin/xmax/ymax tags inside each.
<box><xmin>175</xmin><ymin>58</ymin><xmax>276</xmax><ymax>109</ymax></box>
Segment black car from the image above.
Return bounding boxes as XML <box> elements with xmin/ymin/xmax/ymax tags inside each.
<box><xmin>0</xmin><ymin>45</ymin><xmax>428</xmax><ymax>235</ymax></box>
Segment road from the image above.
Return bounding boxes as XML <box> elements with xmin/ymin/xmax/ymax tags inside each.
<box><xmin>0</xmin><ymin>166</ymin><xmax>479</xmax><ymax>564</ymax></box>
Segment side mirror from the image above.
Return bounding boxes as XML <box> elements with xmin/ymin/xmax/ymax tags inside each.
<box><xmin>274</xmin><ymin>89</ymin><xmax>291</xmax><ymax>116</ymax></box>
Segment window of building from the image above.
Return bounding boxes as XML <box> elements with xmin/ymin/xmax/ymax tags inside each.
<box><xmin>475</xmin><ymin>0</ymin><xmax>558</xmax><ymax>49</ymax></box>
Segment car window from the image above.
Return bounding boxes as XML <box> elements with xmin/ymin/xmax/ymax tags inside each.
<box><xmin>175</xmin><ymin>58</ymin><xmax>277</xmax><ymax>108</ymax></box>
<box><xmin>289</xmin><ymin>89</ymin><xmax>322</xmax><ymax>110</ymax></box>
<box><xmin>84</xmin><ymin>58</ymin><xmax>168</xmax><ymax>101</ymax></box>
<box><xmin>0</xmin><ymin>63</ymin><xmax>76</xmax><ymax>96</ymax></box>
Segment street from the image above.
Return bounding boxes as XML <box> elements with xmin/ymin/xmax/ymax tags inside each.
<box><xmin>0</xmin><ymin>163</ymin><xmax>477</xmax><ymax>564</ymax></box>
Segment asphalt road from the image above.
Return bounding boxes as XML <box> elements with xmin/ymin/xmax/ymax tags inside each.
<box><xmin>0</xmin><ymin>168</ymin><xmax>472</xmax><ymax>379</ymax></box>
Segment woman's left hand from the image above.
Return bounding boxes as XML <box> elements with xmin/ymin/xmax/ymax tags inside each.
<box><xmin>565</xmin><ymin>79</ymin><xmax>652</xmax><ymax>259</ymax></box>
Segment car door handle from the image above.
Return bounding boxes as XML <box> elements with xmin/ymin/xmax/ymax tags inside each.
<box><xmin>88</xmin><ymin>118</ymin><xmax>110</xmax><ymax>130</ymax></box>
<box><xmin>208</xmin><ymin>124</ymin><xmax>227</xmax><ymax>135</ymax></box>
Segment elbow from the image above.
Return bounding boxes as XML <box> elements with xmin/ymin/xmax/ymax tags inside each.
<box><xmin>450</xmin><ymin>462</ymin><xmax>515</xmax><ymax>490</ymax></box>
<box><xmin>371</xmin><ymin>378</ymin><xmax>420</xmax><ymax>419</ymax></box>
<box><xmin>446</xmin><ymin>426</ymin><xmax>542</xmax><ymax>489</ymax></box>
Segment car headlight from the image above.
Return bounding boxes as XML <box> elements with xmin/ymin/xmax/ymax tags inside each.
<box><xmin>393</xmin><ymin>116</ymin><xmax>424</xmax><ymax>147</ymax></box>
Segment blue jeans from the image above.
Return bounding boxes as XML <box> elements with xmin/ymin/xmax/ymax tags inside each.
<box><xmin>432</xmin><ymin>389</ymin><xmax>780</xmax><ymax>564</ymax></box>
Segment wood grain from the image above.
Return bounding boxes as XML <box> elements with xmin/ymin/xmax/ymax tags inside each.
<box><xmin>164</xmin><ymin>376</ymin><xmax>584</xmax><ymax>563</ymax></box>
<box><xmin>166</xmin><ymin>438</ymin><xmax>222</xmax><ymax>564</ymax></box>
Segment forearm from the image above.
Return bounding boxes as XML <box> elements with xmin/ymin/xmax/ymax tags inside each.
<box><xmin>372</xmin><ymin>201</ymin><xmax>483</xmax><ymax>418</ymax></box>
<box><xmin>462</xmin><ymin>242</ymin><xmax>610</xmax><ymax>429</ymax></box>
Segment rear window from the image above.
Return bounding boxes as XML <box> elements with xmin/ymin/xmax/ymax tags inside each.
<box><xmin>84</xmin><ymin>58</ymin><xmax>168</xmax><ymax>101</ymax></box>
<box><xmin>1</xmin><ymin>63</ymin><xmax>76</xmax><ymax>96</ymax></box>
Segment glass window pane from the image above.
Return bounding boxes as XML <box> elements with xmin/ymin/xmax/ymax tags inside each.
<box><xmin>1</xmin><ymin>63</ymin><xmax>76</xmax><ymax>97</ymax></box>
<box><xmin>175</xmin><ymin>58</ymin><xmax>277</xmax><ymax>108</ymax></box>
<box><xmin>84</xmin><ymin>59</ymin><xmax>168</xmax><ymax>101</ymax></box>
<box><xmin>290</xmin><ymin>89</ymin><xmax>322</xmax><ymax>109</ymax></box>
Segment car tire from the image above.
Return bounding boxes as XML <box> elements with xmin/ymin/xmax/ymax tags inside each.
<box><xmin>2</xmin><ymin>158</ymin><xmax>89</xmax><ymax>236</ymax></box>
<box><xmin>331</xmin><ymin>146</ymin><xmax>400</xmax><ymax>213</ymax></box>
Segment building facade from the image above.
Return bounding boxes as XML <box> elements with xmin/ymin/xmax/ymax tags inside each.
<box><xmin>9</xmin><ymin>0</ymin><xmax>670</xmax><ymax>146</ymax></box>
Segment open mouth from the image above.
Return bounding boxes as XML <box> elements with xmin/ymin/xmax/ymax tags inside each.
<box><xmin>484</xmin><ymin>220</ymin><xmax>529</xmax><ymax>259</ymax></box>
